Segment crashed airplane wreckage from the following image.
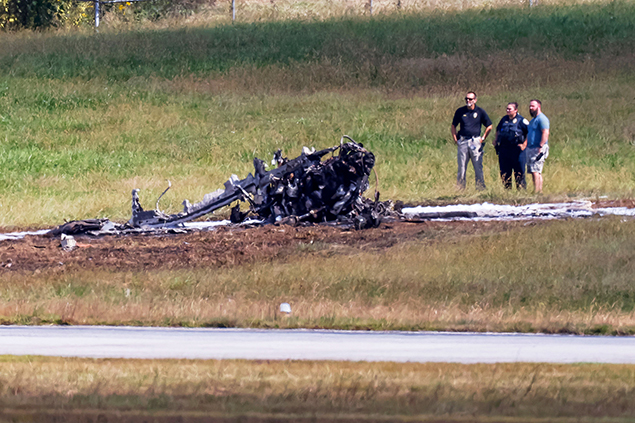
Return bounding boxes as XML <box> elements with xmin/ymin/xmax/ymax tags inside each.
<box><xmin>50</xmin><ymin>137</ymin><xmax>404</xmax><ymax>237</ymax></box>
<box><xmin>131</xmin><ymin>137</ymin><xmax>389</xmax><ymax>229</ymax></box>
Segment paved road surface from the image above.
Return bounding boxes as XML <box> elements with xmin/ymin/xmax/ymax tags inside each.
<box><xmin>1</xmin><ymin>326</ymin><xmax>635</xmax><ymax>363</ymax></box>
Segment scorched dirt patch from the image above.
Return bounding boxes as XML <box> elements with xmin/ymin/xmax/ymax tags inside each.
<box><xmin>0</xmin><ymin>220</ymin><xmax>521</xmax><ymax>273</ymax></box>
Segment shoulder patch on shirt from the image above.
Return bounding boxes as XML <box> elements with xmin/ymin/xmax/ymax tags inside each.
<box><xmin>473</xmin><ymin>112</ymin><xmax>478</xmax><ymax>118</ymax></box>
<box><xmin>523</xmin><ymin>118</ymin><xmax>529</xmax><ymax>125</ymax></box>
<box><xmin>512</xmin><ymin>118</ymin><xmax>517</xmax><ymax>124</ymax></box>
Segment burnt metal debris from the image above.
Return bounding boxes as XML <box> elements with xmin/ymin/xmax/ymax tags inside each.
<box><xmin>130</xmin><ymin>136</ymin><xmax>394</xmax><ymax>230</ymax></box>
<box><xmin>49</xmin><ymin>137</ymin><xmax>397</xmax><ymax>237</ymax></box>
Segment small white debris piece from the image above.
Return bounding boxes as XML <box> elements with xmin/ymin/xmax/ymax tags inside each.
<box><xmin>302</xmin><ymin>146</ymin><xmax>316</xmax><ymax>155</ymax></box>
<box><xmin>182</xmin><ymin>199</ymin><xmax>192</xmax><ymax>213</ymax></box>
<box><xmin>125</xmin><ymin>288</ymin><xmax>131</xmax><ymax>298</ymax></box>
<box><xmin>60</xmin><ymin>234</ymin><xmax>77</xmax><ymax>251</ymax></box>
<box><xmin>279</xmin><ymin>302</ymin><xmax>291</xmax><ymax>314</ymax></box>
<box><xmin>101</xmin><ymin>221</ymin><xmax>116</xmax><ymax>232</ymax></box>
<box><xmin>227</xmin><ymin>175</ymin><xmax>240</xmax><ymax>187</ymax></box>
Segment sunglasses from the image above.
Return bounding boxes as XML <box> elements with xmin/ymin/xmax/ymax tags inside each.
<box><xmin>465</xmin><ymin>97</ymin><xmax>476</xmax><ymax>101</ymax></box>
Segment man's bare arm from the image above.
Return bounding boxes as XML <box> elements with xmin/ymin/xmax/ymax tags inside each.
<box><xmin>482</xmin><ymin>125</ymin><xmax>493</xmax><ymax>143</ymax></box>
<box><xmin>451</xmin><ymin>125</ymin><xmax>458</xmax><ymax>143</ymax></box>
<box><xmin>540</xmin><ymin>129</ymin><xmax>550</xmax><ymax>147</ymax></box>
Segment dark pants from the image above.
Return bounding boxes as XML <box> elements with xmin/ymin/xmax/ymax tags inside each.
<box><xmin>498</xmin><ymin>146</ymin><xmax>526</xmax><ymax>190</ymax></box>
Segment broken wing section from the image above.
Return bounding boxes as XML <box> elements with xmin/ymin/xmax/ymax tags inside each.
<box><xmin>129</xmin><ymin>144</ymin><xmax>340</xmax><ymax>228</ymax></box>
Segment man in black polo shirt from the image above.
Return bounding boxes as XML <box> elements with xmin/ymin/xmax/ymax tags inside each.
<box><xmin>451</xmin><ymin>91</ymin><xmax>493</xmax><ymax>190</ymax></box>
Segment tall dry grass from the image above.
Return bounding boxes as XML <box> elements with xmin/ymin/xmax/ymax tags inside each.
<box><xmin>2</xmin><ymin>218</ymin><xmax>635</xmax><ymax>333</ymax></box>
<box><xmin>102</xmin><ymin>0</ymin><xmax>626</xmax><ymax>29</ymax></box>
<box><xmin>1</xmin><ymin>357</ymin><xmax>635</xmax><ymax>420</ymax></box>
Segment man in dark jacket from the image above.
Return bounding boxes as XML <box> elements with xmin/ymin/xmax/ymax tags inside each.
<box><xmin>493</xmin><ymin>102</ymin><xmax>529</xmax><ymax>190</ymax></box>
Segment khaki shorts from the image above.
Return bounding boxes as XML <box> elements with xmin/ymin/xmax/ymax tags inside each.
<box><xmin>527</xmin><ymin>144</ymin><xmax>549</xmax><ymax>173</ymax></box>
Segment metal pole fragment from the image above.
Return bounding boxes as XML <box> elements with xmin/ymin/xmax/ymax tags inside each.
<box><xmin>94</xmin><ymin>0</ymin><xmax>100</xmax><ymax>28</ymax></box>
<box><xmin>369</xmin><ymin>0</ymin><xmax>373</xmax><ymax>16</ymax></box>
<box><xmin>232</xmin><ymin>0</ymin><xmax>235</xmax><ymax>22</ymax></box>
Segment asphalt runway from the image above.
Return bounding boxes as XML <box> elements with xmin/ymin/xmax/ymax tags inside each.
<box><xmin>2</xmin><ymin>326</ymin><xmax>635</xmax><ymax>363</ymax></box>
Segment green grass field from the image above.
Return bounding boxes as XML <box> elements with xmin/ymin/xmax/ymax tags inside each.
<box><xmin>0</xmin><ymin>0</ymin><xmax>634</xmax><ymax>226</ymax></box>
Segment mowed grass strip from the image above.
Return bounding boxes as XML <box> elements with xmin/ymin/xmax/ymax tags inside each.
<box><xmin>1</xmin><ymin>356</ymin><xmax>635</xmax><ymax>421</ymax></box>
<box><xmin>2</xmin><ymin>218</ymin><xmax>635</xmax><ymax>334</ymax></box>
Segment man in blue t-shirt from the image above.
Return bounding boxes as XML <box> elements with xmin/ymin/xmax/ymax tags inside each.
<box><xmin>451</xmin><ymin>91</ymin><xmax>493</xmax><ymax>190</ymax></box>
<box><xmin>526</xmin><ymin>99</ymin><xmax>550</xmax><ymax>193</ymax></box>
